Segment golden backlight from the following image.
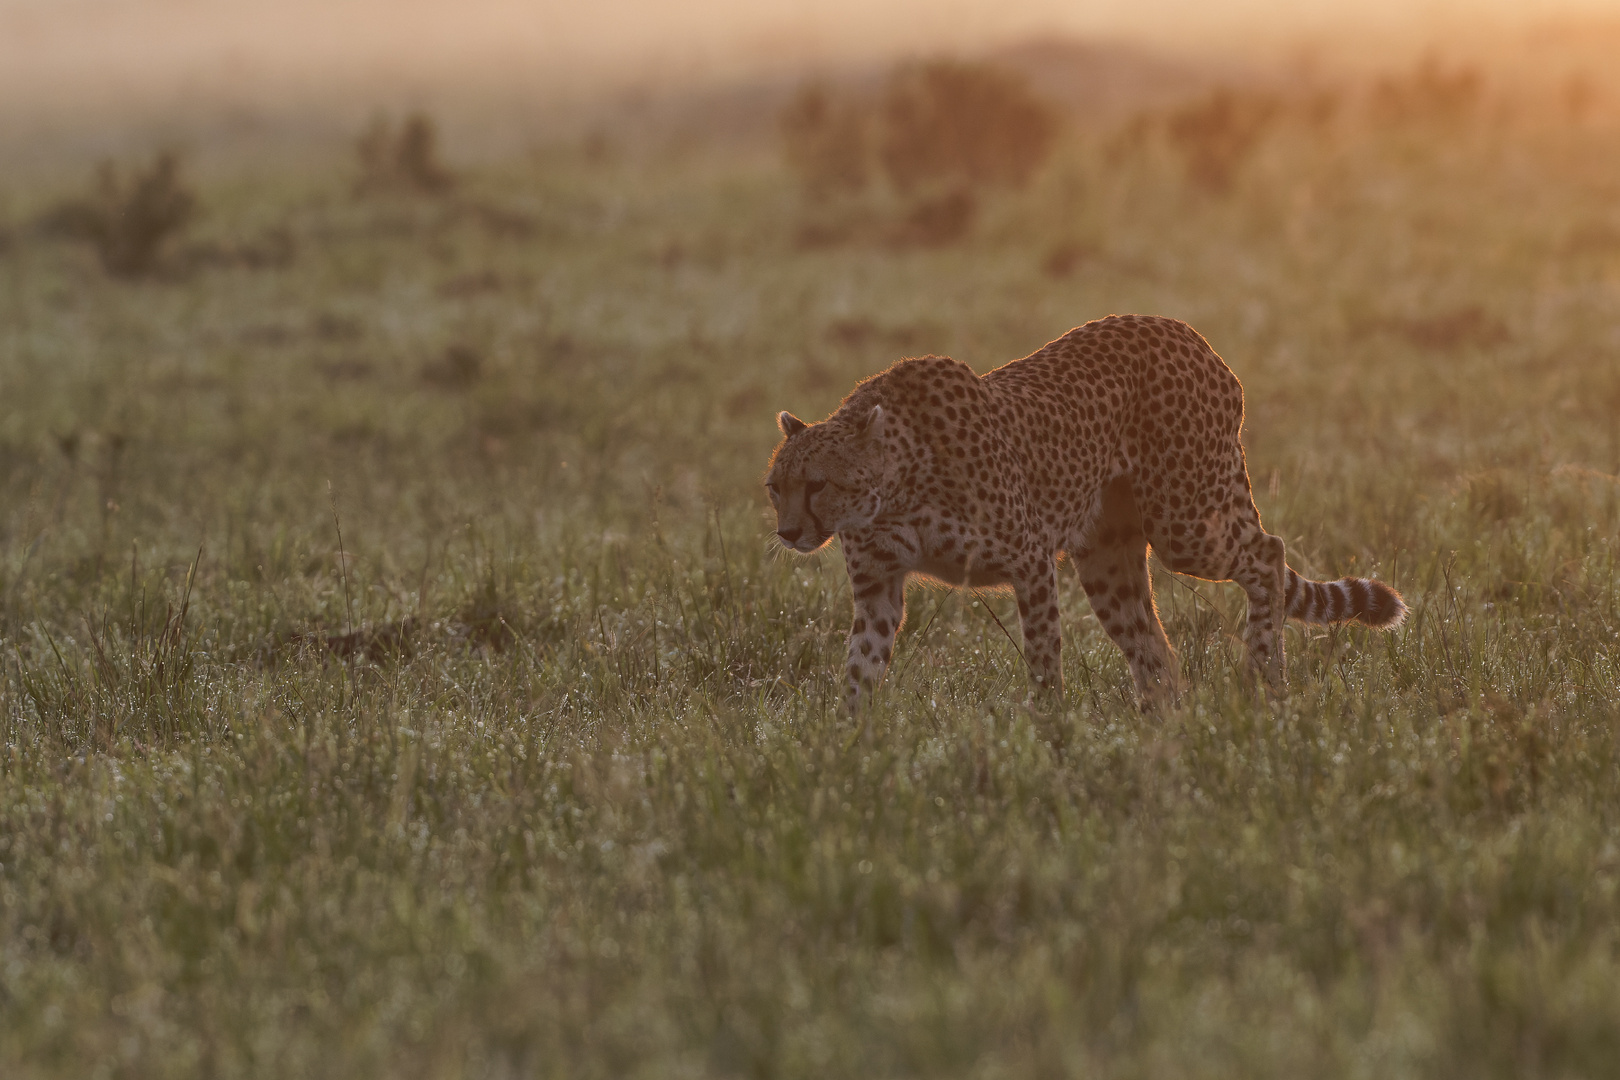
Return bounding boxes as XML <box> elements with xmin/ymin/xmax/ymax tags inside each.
<box><xmin>9</xmin><ymin>0</ymin><xmax>1620</xmax><ymax>1074</ymax></box>
<box><xmin>5</xmin><ymin>0</ymin><xmax>1620</xmax><ymax>121</ymax></box>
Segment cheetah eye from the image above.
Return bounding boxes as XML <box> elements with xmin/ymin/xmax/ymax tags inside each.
<box><xmin>804</xmin><ymin>479</ymin><xmax>827</xmax><ymax>496</ymax></box>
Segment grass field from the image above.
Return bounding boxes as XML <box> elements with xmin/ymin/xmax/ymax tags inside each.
<box><xmin>4</xmin><ymin>74</ymin><xmax>1620</xmax><ymax>1077</ymax></box>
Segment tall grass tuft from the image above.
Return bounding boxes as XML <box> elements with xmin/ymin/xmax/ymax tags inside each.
<box><xmin>41</xmin><ymin>151</ymin><xmax>197</xmax><ymax>277</ymax></box>
<box><xmin>356</xmin><ymin>112</ymin><xmax>456</xmax><ymax>194</ymax></box>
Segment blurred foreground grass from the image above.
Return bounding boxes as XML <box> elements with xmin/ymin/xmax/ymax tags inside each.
<box><xmin>3</xmin><ymin>88</ymin><xmax>1620</xmax><ymax>1078</ymax></box>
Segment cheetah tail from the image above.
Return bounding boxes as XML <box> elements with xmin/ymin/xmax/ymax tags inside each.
<box><xmin>1284</xmin><ymin>567</ymin><xmax>1407</xmax><ymax>629</ymax></box>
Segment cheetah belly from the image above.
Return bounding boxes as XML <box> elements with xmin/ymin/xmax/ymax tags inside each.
<box><xmin>912</xmin><ymin>554</ymin><xmax>1012</xmax><ymax>589</ymax></box>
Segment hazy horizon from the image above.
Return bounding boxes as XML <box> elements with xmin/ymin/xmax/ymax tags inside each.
<box><xmin>5</xmin><ymin>1</ymin><xmax>1619</xmax><ymax>101</ymax></box>
<box><xmin>3</xmin><ymin>0</ymin><xmax>1619</xmax><ymax>166</ymax></box>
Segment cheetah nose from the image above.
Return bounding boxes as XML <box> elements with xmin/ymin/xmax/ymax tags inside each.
<box><xmin>777</xmin><ymin>528</ymin><xmax>802</xmax><ymax>545</ymax></box>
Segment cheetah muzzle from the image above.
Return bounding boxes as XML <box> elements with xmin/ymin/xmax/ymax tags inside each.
<box><xmin>764</xmin><ymin>314</ymin><xmax>1407</xmax><ymax>715</ymax></box>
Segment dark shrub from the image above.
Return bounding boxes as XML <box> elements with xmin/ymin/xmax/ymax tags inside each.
<box><xmin>1371</xmin><ymin>55</ymin><xmax>1482</xmax><ymax>125</ymax></box>
<box><xmin>357</xmin><ymin>112</ymin><xmax>455</xmax><ymax>194</ymax></box>
<box><xmin>1041</xmin><ymin>239</ymin><xmax>1097</xmax><ymax>279</ymax></box>
<box><xmin>1397</xmin><ymin>307</ymin><xmax>1510</xmax><ymax>351</ymax></box>
<box><xmin>44</xmin><ymin>152</ymin><xmax>196</xmax><ymax>277</ymax></box>
<box><xmin>780</xmin><ymin>83</ymin><xmax>872</xmax><ymax>199</ymax></box>
<box><xmin>1562</xmin><ymin>74</ymin><xmax>1597</xmax><ymax>122</ymax></box>
<box><xmin>421</xmin><ymin>344</ymin><xmax>484</xmax><ymax>389</ymax></box>
<box><xmin>1165</xmin><ymin>88</ymin><xmax>1280</xmax><ymax>194</ymax></box>
<box><xmin>878</xmin><ymin>60</ymin><xmax>1059</xmax><ymax>193</ymax></box>
<box><xmin>1101</xmin><ymin>112</ymin><xmax>1156</xmax><ymax>168</ymax></box>
<box><xmin>891</xmin><ymin>188</ymin><xmax>978</xmax><ymax>247</ymax></box>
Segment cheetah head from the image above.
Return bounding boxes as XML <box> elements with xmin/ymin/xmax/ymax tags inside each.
<box><xmin>765</xmin><ymin>405</ymin><xmax>887</xmax><ymax>553</ymax></box>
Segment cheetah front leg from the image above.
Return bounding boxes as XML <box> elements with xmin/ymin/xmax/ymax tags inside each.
<box><xmin>842</xmin><ymin>544</ymin><xmax>907</xmax><ymax>718</ymax></box>
<box><xmin>1011</xmin><ymin>555</ymin><xmax>1064</xmax><ymax>708</ymax></box>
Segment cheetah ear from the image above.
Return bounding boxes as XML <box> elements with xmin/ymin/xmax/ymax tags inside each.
<box><xmin>857</xmin><ymin>404</ymin><xmax>886</xmax><ymax>440</ymax></box>
<box><xmin>777</xmin><ymin>411</ymin><xmax>807</xmax><ymax>437</ymax></box>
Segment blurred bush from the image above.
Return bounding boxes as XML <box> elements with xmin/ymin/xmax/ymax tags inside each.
<box><xmin>420</xmin><ymin>344</ymin><xmax>485</xmax><ymax>390</ymax></box>
<box><xmin>1381</xmin><ymin>307</ymin><xmax>1512</xmax><ymax>351</ymax></box>
<box><xmin>877</xmin><ymin>60</ymin><xmax>1059</xmax><ymax>193</ymax></box>
<box><xmin>780</xmin><ymin>59</ymin><xmax>1057</xmax><ymax>246</ymax></box>
<box><xmin>889</xmin><ymin>187</ymin><xmax>977</xmax><ymax>247</ymax></box>
<box><xmin>780</xmin><ymin>83</ymin><xmax>872</xmax><ymax>200</ymax></box>
<box><xmin>1165</xmin><ymin>88</ymin><xmax>1281</xmax><ymax>194</ymax></box>
<box><xmin>1371</xmin><ymin>55</ymin><xmax>1482</xmax><ymax>125</ymax></box>
<box><xmin>356</xmin><ymin>112</ymin><xmax>456</xmax><ymax>194</ymax></box>
<box><xmin>42</xmin><ymin>151</ymin><xmax>196</xmax><ymax>277</ymax></box>
<box><xmin>1561</xmin><ymin>74</ymin><xmax>1598</xmax><ymax>122</ymax></box>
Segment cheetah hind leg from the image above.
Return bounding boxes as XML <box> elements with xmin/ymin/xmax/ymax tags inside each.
<box><xmin>1072</xmin><ymin>476</ymin><xmax>1182</xmax><ymax>710</ymax></box>
<box><xmin>1205</xmin><ymin>524</ymin><xmax>1289</xmax><ymax>702</ymax></box>
<box><xmin>1139</xmin><ymin>455</ymin><xmax>1289</xmax><ymax>698</ymax></box>
<box><xmin>1149</xmin><ymin>515</ymin><xmax>1288</xmax><ymax>699</ymax></box>
<box><xmin>1230</xmin><ymin>531</ymin><xmax>1289</xmax><ymax>696</ymax></box>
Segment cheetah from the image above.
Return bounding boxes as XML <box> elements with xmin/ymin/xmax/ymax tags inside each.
<box><xmin>764</xmin><ymin>314</ymin><xmax>1405</xmax><ymax>714</ymax></box>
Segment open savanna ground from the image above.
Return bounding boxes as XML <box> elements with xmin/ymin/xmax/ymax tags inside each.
<box><xmin>3</xmin><ymin>64</ymin><xmax>1620</xmax><ymax>1077</ymax></box>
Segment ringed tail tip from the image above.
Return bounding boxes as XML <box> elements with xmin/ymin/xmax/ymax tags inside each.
<box><xmin>1359</xmin><ymin>580</ymin><xmax>1408</xmax><ymax>629</ymax></box>
<box><xmin>1286</xmin><ymin>568</ymin><xmax>1407</xmax><ymax>629</ymax></box>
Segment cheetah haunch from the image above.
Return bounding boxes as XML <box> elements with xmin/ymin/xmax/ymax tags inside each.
<box><xmin>765</xmin><ymin>314</ymin><xmax>1405</xmax><ymax>714</ymax></box>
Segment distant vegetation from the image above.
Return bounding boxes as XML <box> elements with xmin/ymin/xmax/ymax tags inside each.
<box><xmin>1164</xmin><ymin>89</ymin><xmax>1283</xmax><ymax>193</ymax></box>
<box><xmin>355</xmin><ymin>111</ymin><xmax>457</xmax><ymax>195</ymax></box>
<box><xmin>1098</xmin><ymin>53</ymin><xmax>1507</xmax><ymax>197</ymax></box>
<box><xmin>779</xmin><ymin>83</ymin><xmax>873</xmax><ymax>199</ymax></box>
<box><xmin>877</xmin><ymin>59</ymin><xmax>1060</xmax><ymax>193</ymax></box>
<box><xmin>777</xmin><ymin>51</ymin><xmax>1532</xmax><ymax>250</ymax></box>
<box><xmin>41</xmin><ymin>151</ymin><xmax>197</xmax><ymax>277</ymax></box>
<box><xmin>782</xmin><ymin>58</ymin><xmax>1060</xmax><ymax>246</ymax></box>
<box><xmin>1371</xmin><ymin>53</ymin><xmax>1484</xmax><ymax>124</ymax></box>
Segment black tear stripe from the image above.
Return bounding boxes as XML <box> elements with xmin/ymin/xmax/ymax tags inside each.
<box><xmin>806</xmin><ymin>494</ymin><xmax>826</xmax><ymax>541</ymax></box>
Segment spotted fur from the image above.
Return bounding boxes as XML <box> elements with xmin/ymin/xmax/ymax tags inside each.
<box><xmin>766</xmin><ymin>314</ymin><xmax>1406</xmax><ymax>714</ymax></box>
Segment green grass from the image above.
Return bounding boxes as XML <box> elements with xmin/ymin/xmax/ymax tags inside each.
<box><xmin>3</xmin><ymin>99</ymin><xmax>1620</xmax><ymax>1077</ymax></box>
